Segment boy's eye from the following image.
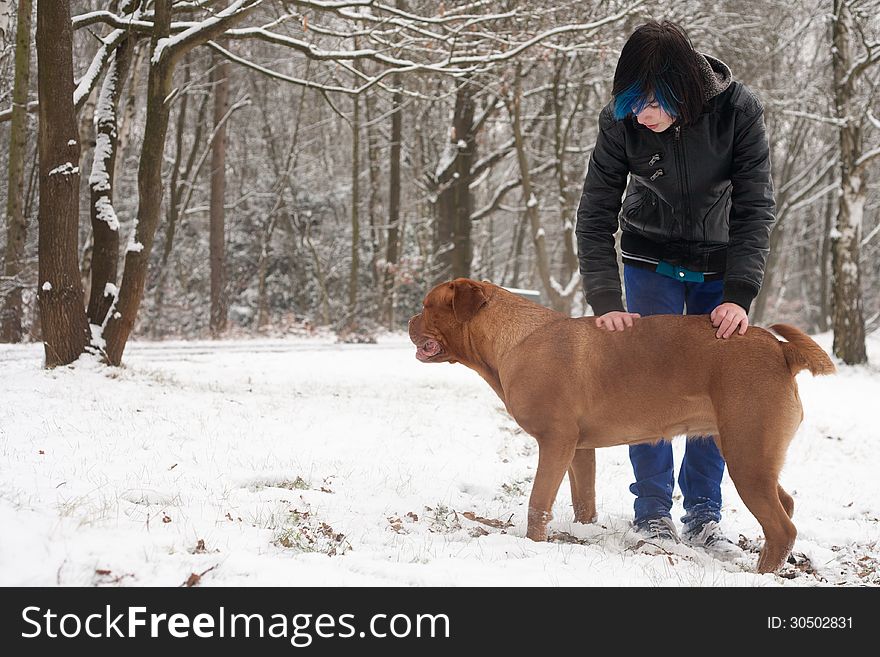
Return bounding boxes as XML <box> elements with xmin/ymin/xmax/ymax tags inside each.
<box><xmin>632</xmin><ymin>101</ymin><xmax>660</xmax><ymax>112</ymax></box>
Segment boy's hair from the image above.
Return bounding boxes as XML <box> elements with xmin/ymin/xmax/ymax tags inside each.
<box><xmin>611</xmin><ymin>20</ymin><xmax>706</xmax><ymax>126</ymax></box>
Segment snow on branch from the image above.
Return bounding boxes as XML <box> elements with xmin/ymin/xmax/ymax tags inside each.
<box><xmin>72</xmin><ymin>10</ymin><xmax>157</xmax><ymax>31</ymax></box>
<box><xmin>843</xmin><ymin>39</ymin><xmax>880</xmax><ymax>88</ymax></box>
<box><xmin>151</xmin><ymin>0</ymin><xmax>264</xmax><ymax>65</ymax></box>
<box><xmin>207</xmin><ymin>41</ymin><xmax>437</xmax><ymax>100</ymax></box>
<box><xmin>778</xmin><ymin>109</ymin><xmax>847</xmax><ymax>127</ymax></box>
<box><xmin>223</xmin><ymin>26</ymin><xmax>478</xmax><ymax>75</ymax></box>
<box><xmin>854</xmin><ymin>146</ymin><xmax>880</xmax><ymax>170</ymax></box>
<box><xmin>75</xmin><ymin>28</ymin><xmax>131</xmax><ymax>111</ymax></box>
<box><xmin>438</xmin><ymin>0</ymin><xmax>648</xmax><ymax>66</ymax></box>
<box><xmin>89</xmin><ymin>51</ymin><xmax>124</xmax><ymax>232</ymax></box>
<box><xmin>2</xmin><ymin>7</ymin><xmax>142</xmax><ymax>122</ymax></box>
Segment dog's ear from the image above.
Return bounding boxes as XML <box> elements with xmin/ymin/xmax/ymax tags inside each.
<box><xmin>450</xmin><ymin>279</ymin><xmax>488</xmax><ymax>323</ymax></box>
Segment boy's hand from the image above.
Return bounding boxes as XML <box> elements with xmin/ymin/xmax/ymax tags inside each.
<box><xmin>711</xmin><ymin>303</ymin><xmax>748</xmax><ymax>339</ymax></box>
<box><xmin>596</xmin><ymin>311</ymin><xmax>641</xmax><ymax>331</ymax></box>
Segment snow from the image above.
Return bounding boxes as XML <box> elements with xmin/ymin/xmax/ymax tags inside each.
<box><xmin>68</xmin><ymin>139</ymin><xmax>77</xmax><ymax>146</ymax></box>
<box><xmin>88</xmin><ymin>54</ymin><xmax>121</xmax><ymax>233</ymax></box>
<box><xmin>48</xmin><ymin>163</ymin><xmax>79</xmax><ymax>177</ymax></box>
<box><xmin>94</xmin><ymin>196</ymin><xmax>120</xmax><ymax>231</ymax></box>
<box><xmin>151</xmin><ymin>0</ymin><xmax>253</xmax><ymax>65</ymax></box>
<box><xmin>74</xmin><ymin>29</ymin><xmax>126</xmax><ymax>108</ymax></box>
<box><xmin>0</xmin><ymin>330</ymin><xmax>878</xmax><ymax>586</ymax></box>
<box><xmin>127</xmin><ymin>241</ymin><xmax>144</xmax><ymax>253</ymax></box>
<box><xmin>434</xmin><ymin>143</ymin><xmax>458</xmax><ymax>179</ymax></box>
<box><xmin>41</xmin><ymin>282</ymin><xmax>52</xmax><ymax>291</ymax></box>
<box><xmin>151</xmin><ymin>37</ymin><xmax>171</xmax><ymax>65</ymax></box>
<box><xmin>89</xmin><ymin>323</ymin><xmax>106</xmax><ymax>350</ymax></box>
<box><xmin>549</xmin><ymin>270</ymin><xmax>581</xmax><ymax>298</ymax></box>
<box><xmin>527</xmin><ymin>193</ymin><xmax>538</xmax><ymax>208</ymax></box>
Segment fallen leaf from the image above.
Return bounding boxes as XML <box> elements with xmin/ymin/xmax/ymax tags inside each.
<box><xmin>462</xmin><ymin>511</ymin><xmax>513</xmax><ymax>529</ymax></box>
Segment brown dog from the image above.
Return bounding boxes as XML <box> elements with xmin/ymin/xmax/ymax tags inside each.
<box><xmin>408</xmin><ymin>278</ymin><xmax>836</xmax><ymax>573</ymax></box>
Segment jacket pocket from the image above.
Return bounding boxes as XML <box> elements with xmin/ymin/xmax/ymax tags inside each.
<box><xmin>622</xmin><ymin>190</ymin><xmax>647</xmax><ymax>219</ymax></box>
<box><xmin>621</xmin><ymin>188</ymin><xmax>670</xmax><ymax>239</ymax></box>
<box><xmin>701</xmin><ymin>183</ymin><xmax>732</xmax><ymax>242</ymax></box>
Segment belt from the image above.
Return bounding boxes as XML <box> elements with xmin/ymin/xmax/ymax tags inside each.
<box><xmin>655</xmin><ymin>261</ymin><xmax>706</xmax><ymax>282</ymax></box>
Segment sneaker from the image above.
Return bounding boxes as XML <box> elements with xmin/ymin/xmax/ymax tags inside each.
<box><xmin>683</xmin><ymin>520</ymin><xmax>738</xmax><ymax>553</ymax></box>
<box><xmin>633</xmin><ymin>516</ymin><xmax>681</xmax><ymax>543</ymax></box>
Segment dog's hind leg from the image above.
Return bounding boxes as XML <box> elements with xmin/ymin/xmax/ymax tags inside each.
<box><xmin>526</xmin><ymin>433</ymin><xmax>578</xmax><ymax>542</ymax></box>
<box><xmin>569</xmin><ymin>448</ymin><xmax>598</xmax><ymax>524</ymax></box>
<box><xmin>778</xmin><ymin>484</ymin><xmax>794</xmax><ymax>519</ymax></box>
<box><xmin>718</xmin><ymin>427</ymin><xmax>797</xmax><ymax>573</ymax></box>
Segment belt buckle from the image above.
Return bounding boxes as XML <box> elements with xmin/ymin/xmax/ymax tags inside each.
<box><xmin>655</xmin><ymin>261</ymin><xmax>704</xmax><ymax>283</ymax></box>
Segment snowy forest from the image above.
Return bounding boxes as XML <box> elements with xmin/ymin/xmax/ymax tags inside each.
<box><xmin>0</xmin><ymin>0</ymin><xmax>878</xmax><ymax>367</ymax></box>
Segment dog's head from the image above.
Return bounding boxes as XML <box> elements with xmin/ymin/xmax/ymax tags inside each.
<box><xmin>408</xmin><ymin>278</ymin><xmax>490</xmax><ymax>363</ymax></box>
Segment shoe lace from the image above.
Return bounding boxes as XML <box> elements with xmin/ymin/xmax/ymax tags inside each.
<box><xmin>691</xmin><ymin>520</ymin><xmax>730</xmax><ymax>546</ymax></box>
<box><xmin>646</xmin><ymin>518</ymin><xmax>672</xmax><ymax>535</ymax></box>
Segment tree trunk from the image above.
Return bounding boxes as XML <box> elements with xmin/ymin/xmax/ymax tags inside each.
<box><xmin>829</xmin><ymin>0</ymin><xmax>867</xmax><ymax>364</ymax></box>
<box><xmin>435</xmin><ymin>79</ymin><xmax>475</xmax><ymax>283</ymax></box>
<box><xmin>88</xmin><ymin>37</ymin><xmax>134</xmax><ymax>327</ymax></box>
<box><xmin>509</xmin><ymin>64</ymin><xmax>565</xmax><ymax>312</ymax></box>
<box><xmin>209</xmin><ymin>51</ymin><xmax>229</xmax><ymax>337</ymax></box>
<box><xmin>114</xmin><ymin>40</ymin><xmax>147</xmax><ymax>185</ymax></box>
<box><xmin>102</xmin><ymin>0</ymin><xmax>175</xmax><ymax>364</ymax></box>
<box><xmin>35</xmin><ymin>0</ymin><xmax>89</xmax><ymax>366</ymax></box>
<box><xmin>1</xmin><ymin>0</ymin><xmax>33</xmax><ymax>343</ymax></box>
<box><xmin>349</xmin><ymin>88</ymin><xmax>360</xmax><ymax>314</ymax></box>
<box><xmin>507</xmin><ymin>212</ymin><xmax>528</xmax><ymax>288</ymax></box>
<box><xmin>101</xmin><ymin>0</ymin><xmax>258</xmax><ymax>363</ymax></box>
<box><xmin>382</xmin><ymin>79</ymin><xmax>402</xmax><ymax>328</ymax></box>
<box><xmin>153</xmin><ymin>80</ymin><xmax>208</xmax><ymax>337</ymax></box>
<box><xmin>363</xmin><ymin>86</ymin><xmax>382</xmax><ymax>289</ymax></box>
<box><xmin>255</xmin><ymin>214</ymin><xmax>277</xmax><ymax>330</ymax></box>
<box><xmin>818</xmin><ymin>189</ymin><xmax>833</xmax><ymax>332</ymax></box>
<box><xmin>551</xmin><ymin>53</ymin><xmax>584</xmax><ymax>306</ymax></box>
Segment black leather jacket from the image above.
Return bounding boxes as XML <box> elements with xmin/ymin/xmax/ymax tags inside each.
<box><xmin>575</xmin><ymin>63</ymin><xmax>776</xmax><ymax>316</ymax></box>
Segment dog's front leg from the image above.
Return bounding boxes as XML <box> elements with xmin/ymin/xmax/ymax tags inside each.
<box><xmin>569</xmin><ymin>448</ymin><xmax>598</xmax><ymax>524</ymax></box>
<box><xmin>526</xmin><ymin>437</ymin><xmax>577</xmax><ymax>541</ymax></box>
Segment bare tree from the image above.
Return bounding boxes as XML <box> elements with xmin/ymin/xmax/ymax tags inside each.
<box><xmin>829</xmin><ymin>0</ymin><xmax>878</xmax><ymax>364</ymax></box>
<box><xmin>210</xmin><ymin>50</ymin><xmax>230</xmax><ymax>336</ymax></box>
<box><xmin>87</xmin><ymin>35</ymin><xmax>135</xmax><ymax>327</ymax></box>
<box><xmin>101</xmin><ymin>0</ymin><xmax>260</xmax><ymax>364</ymax></box>
<box><xmin>35</xmin><ymin>0</ymin><xmax>89</xmax><ymax>366</ymax></box>
<box><xmin>381</xmin><ymin>78</ymin><xmax>402</xmax><ymax>329</ymax></box>
<box><xmin>1</xmin><ymin>0</ymin><xmax>32</xmax><ymax>343</ymax></box>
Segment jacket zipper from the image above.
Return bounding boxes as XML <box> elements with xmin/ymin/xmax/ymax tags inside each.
<box><xmin>672</xmin><ymin>124</ymin><xmax>691</xmax><ymax>241</ymax></box>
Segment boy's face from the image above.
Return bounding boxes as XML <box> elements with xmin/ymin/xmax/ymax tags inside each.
<box><xmin>633</xmin><ymin>96</ymin><xmax>676</xmax><ymax>132</ymax></box>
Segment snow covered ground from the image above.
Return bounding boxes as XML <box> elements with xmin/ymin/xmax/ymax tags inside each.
<box><xmin>1</xmin><ymin>327</ymin><xmax>878</xmax><ymax>587</ymax></box>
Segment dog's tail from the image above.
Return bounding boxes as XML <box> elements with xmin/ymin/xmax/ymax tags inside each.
<box><xmin>770</xmin><ymin>324</ymin><xmax>836</xmax><ymax>377</ymax></box>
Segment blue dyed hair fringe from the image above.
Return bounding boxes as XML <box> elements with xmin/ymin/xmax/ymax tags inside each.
<box><xmin>613</xmin><ymin>79</ymin><xmax>681</xmax><ymax>121</ymax></box>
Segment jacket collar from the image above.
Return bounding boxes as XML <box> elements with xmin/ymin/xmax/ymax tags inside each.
<box><xmin>696</xmin><ymin>51</ymin><xmax>733</xmax><ymax>101</ymax></box>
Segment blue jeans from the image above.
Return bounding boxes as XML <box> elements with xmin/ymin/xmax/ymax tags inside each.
<box><xmin>623</xmin><ymin>264</ymin><xmax>726</xmax><ymax>532</ymax></box>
